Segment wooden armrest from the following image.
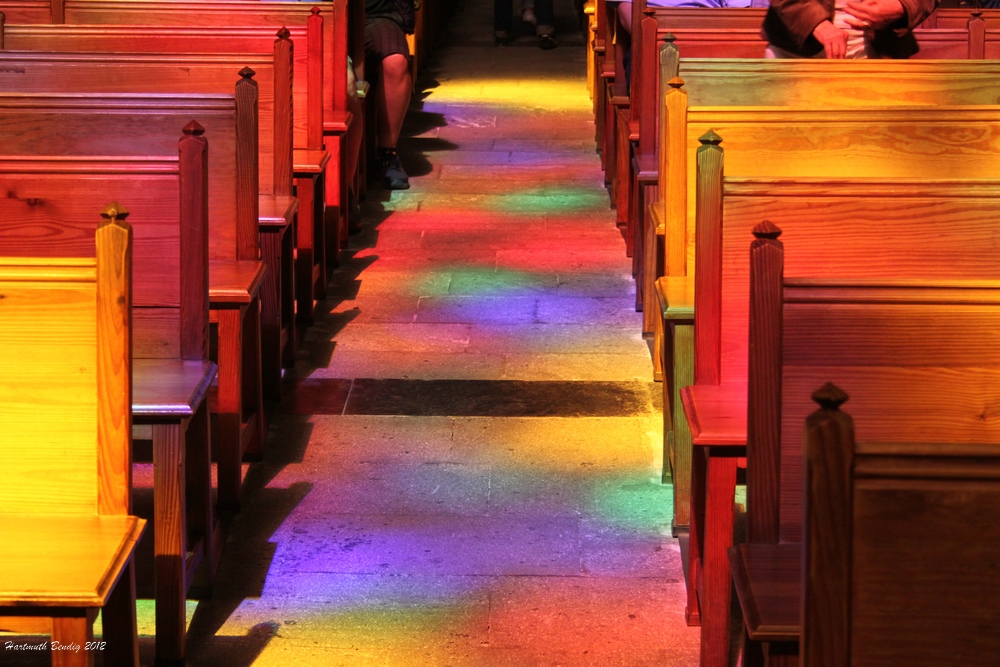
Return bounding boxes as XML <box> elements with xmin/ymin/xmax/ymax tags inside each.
<box><xmin>633</xmin><ymin>153</ymin><xmax>657</xmax><ymax>182</ymax></box>
<box><xmin>324</xmin><ymin>111</ymin><xmax>353</xmax><ymax>134</ymax></box>
<box><xmin>356</xmin><ymin>80</ymin><xmax>370</xmax><ymax>99</ymax></box>
<box><xmin>209</xmin><ymin>260</ymin><xmax>265</xmax><ymax>305</ymax></box>
<box><xmin>628</xmin><ymin>120</ymin><xmax>639</xmax><ymax>142</ymax></box>
<box><xmin>133</xmin><ymin>359</ymin><xmax>217</xmax><ymax>419</ymax></box>
<box><xmin>610</xmin><ymin>94</ymin><xmax>629</xmax><ymax>106</ymax></box>
<box><xmin>729</xmin><ymin>543</ymin><xmax>801</xmax><ymax>643</ymax></box>
<box><xmin>656</xmin><ymin>276</ymin><xmax>694</xmax><ymax>322</ymax></box>
<box><xmin>293</xmin><ymin>148</ymin><xmax>331</xmax><ymax>175</ymax></box>
<box><xmin>648</xmin><ymin>202</ymin><xmax>666</xmax><ymax>237</ymax></box>
<box><xmin>259</xmin><ymin>195</ymin><xmax>298</xmax><ymax>228</ymax></box>
<box><xmin>0</xmin><ymin>515</ymin><xmax>145</xmax><ymax>608</ymax></box>
<box><xmin>681</xmin><ymin>383</ymin><xmax>748</xmax><ymax>446</ymax></box>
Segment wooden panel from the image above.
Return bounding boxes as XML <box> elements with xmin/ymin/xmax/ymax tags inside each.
<box><xmin>850</xmin><ymin>479</ymin><xmax>1000</xmax><ymax>666</ymax></box>
<box><xmin>717</xmin><ymin>181</ymin><xmax>1000</xmax><ymax>384</ymax></box>
<box><xmin>0</xmin><ymin>52</ymin><xmax>275</xmax><ymax>196</ymax></box>
<box><xmin>0</xmin><ymin>263</ymin><xmax>98</xmax><ymax>514</ymax></box>
<box><xmin>0</xmin><ymin>96</ymin><xmax>238</xmax><ymax>260</ymax></box>
<box><xmin>781</xmin><ymin>366</ymin><xmax>1000</xmax><ymax>541</ymax></box>
<box><xmin>0</xmin><ymin>162</ymin><xmax>181</xmax><ymax>307</ymax></box>
<box><xmin>677</xmin><ymin>59</ymin><xmax>1000</xmax><ymax>108</ymax></box>
<box><xmin>60</xmin><ymin>0</ymin><xmax>342</xmax><ymax>121</ymax></box>
<box><xmin>3</xmin><ymin>24</ymin><xmax>314</xmax><ymax>147</ymax></box>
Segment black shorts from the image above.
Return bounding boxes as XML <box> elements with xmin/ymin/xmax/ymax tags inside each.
<box><xmin>365</xmin><ymin>17</ymin><xmax>411</xmax><ymax>64</ymax></box>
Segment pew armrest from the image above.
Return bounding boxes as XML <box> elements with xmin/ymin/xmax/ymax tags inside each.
<box><xmin>649</xmin><ymin>202</ymin><xmax>666</xmax><ymax>237</ymax></box>
<box><xmin>324</xmin><ymin>111</ymin><xmax>354</xmax><ymax>134</ymax></box>
<box><xmin>656</xmin><ymin>276</ymin><xmax>694</xmax><ymax>323</ymax></box>
<box><xmin>681</xmin><ymin>383</ymin><xmax>748</xmax><ymax>446</ymax></box>
<box><xmin>633</xmin><ymin>153</ymin><xmax>658</xmax><ymax>183</ymax></box>
<box><xmin>0</xmin><ymin>515</ymin><xmax>145</xmax><ymax>608</ymax></box>
<box><xmin>293</xmin><ymin>148</ymin><xmax>331</xmax><ymax>175</ymax></box>
<box><xmin>209</xmin><ymin>260</ymin><xmax>265</xmax><ymax>305</ymax></box>
<box><xmin>729</xmin><ymin>543</ymin><xmax>801</xmax><ymax>643</ymax></box>
<box><xmin>259</xmin><ymin>195</ymin><xmax>298</xmax><ymax>229</ymax></box>
<box><xmin>133</xmin><ymin>359</ymin><xmax>217</xmax><ymax>419</ymax></box>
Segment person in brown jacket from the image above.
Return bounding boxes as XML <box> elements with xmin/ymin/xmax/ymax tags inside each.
<box><xmin>763</xmin><ymin>0</ymin><xmax>937</xmax><ymax>58</ymax></box>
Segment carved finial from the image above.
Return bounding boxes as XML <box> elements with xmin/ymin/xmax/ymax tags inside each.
<box><xmin>183</xmin><ymin>120</ymin><xmax>205</xmax><ymax>136</ymax></box>
<box><xmin>662</xmin><ymin>32</ymin><xmax>676</xmax><ymax>43</ymax></box>
<box><xmin>311</xmin><ymin>5</ymin><xmax>320</xmax><ymax>14</ymax></box>
<box><xmin>752</xmin><ymin>220</ymin><xmax>782</xmax><ymax>240</ymax></box>
<box><xmin>667</xmin><ymin>76</ymin><xmax>684</xmax><ymax>89</ymax></box>
<box><xmin>699</xmin><ymin>129</ymin><xmax>723</xmax><ymax>146</ymax></box>
<box><xmin>276</xmin><ymin>26</ymin><xmax>291</xmax><ymax>40</ymax></box>
<box><xmin>239</xmin><ymin>66</ymin><xmax>256</xmax><ymax>79</ymax></box>
<box><xmin>812</xmin><ymin>383</ymin><xmax>849</xmax><ymax>411</ymax></box>
<box><xmin>643</xmin><ymin>7</ymin><xmax>655</xmax><ymax>16</ymax></box>
<box><xmin>100</xmin><ymin>201</ymin><xmax>130</xmax><ymax>221</ymax></box>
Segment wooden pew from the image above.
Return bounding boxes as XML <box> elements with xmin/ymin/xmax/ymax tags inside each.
<box><xmin>50</xmin><ymin>0</ymin><xmax>352</xmax><ymax>257</ymax></box>
<box><xmin>0</xmin><ymin>51</ymin><xmax>296</xmax><ymax>407</ymax></box>
<box><xmin>0</xmin><ymin>25</ymin><xmax>327</xmax><ymax>372</ymax></box>
<box><xmin>650</xmin><ymin>69</ymin><xmax>1000</xmax><ymax>533</ymax></box>
<box><xmin>0</xmin><ymin>92</ymin><xmax>269</xmax><ymax>518</ymax></box>
<box><xmin>731</xmin><ymin>240</ymin><xmax>1000</xmax><ymax>664</ymax></box>
<box><xmin>0</xmin><ymin>208</ymin><xmax>145</xmax><ymax>667</ymax></box>
<box><xmin>801</xmin><ymin>385</ymin><xmax>1000</xmax><ymax>667</ymax></box>
<box><xmin>677</xmin><ymin>173</ymin><xmax>1000</xmax><ymax>667</ymax></box>
<box><xmin>0</xmin><ymin>146</ymin><xmax>221</xmax><ymax>663</ymax></box>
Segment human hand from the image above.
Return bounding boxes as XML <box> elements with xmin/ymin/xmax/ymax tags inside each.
<box><xmin>812</xmin><ymin>20</ymin><xmax>848</xmax><ymax>58</ymax></box>
<box><xmin>844</xmin><ymin>0</ymin><xmax>905</xmax><ymax>30</ymax></box>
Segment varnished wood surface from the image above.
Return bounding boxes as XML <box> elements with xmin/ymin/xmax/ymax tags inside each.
<box><xmin>0</xmin><ymin>93</ymin><xmax>239</xmax><ymax>261</ymax></box>
<box><xmin>3</xmin><ymin>23</ymin><xmax>317</xmax><ymax>153</ymax></box>
<box><xmin>0</xmin><ymin>51</ymin><xmax>278</xmax><ymax>196</ymax></box>
<box><xmin>717</xmin><ymin>177</ymin><xmax>1000</xmax><ymax>384</ymax></box>
<box><xmin>802</xmin><ymin>394</ymin><xmax>1000</xmax><ymax>666</ymax></box>
<box><xmin>258</xmin><ymin>194</ymin><xmax>298</xmax><ymax>227</ymax></box>
<box><xmin>0</xmin><ymin>515</ymin><xmax>145</xmax><ymax>607</ymax></box>
<box><xmin>0</xmin><ymin>257</ymin><xmax>102</xmax><ymax>514</ymax></box>
<box><xmin>676</xmin><ymin>59</ymin><xmax>1000</xmax><ymax>108</ymax></box>
<box><xmin>681</xmin><ymin>383</ymin><xmax>747</xmax><ymax>446</ymax></box>
<box><xmin>59</xmin><ymin>0</ymin><xmax>347</xmax><ymax>132</ymax></box>
<box><xmin>655</xmin><ymin>276</ymin><xmax>694</xmax><ymax>320</ymax></box>
<box><xmin>293</xmin><ymin>147</ymin><xmax>331</xmax><ymax>174</ymax></box>
<box><xmin>209</xmin><ymin>259</ymin><xmax>265</xmax><ymax>305</ymax></box>
<box><xmin>133</xmin><ymin>359</ymin><xmax>217</xmax><ymax>418</ymax></box>
<box><xmin>729</xmin><ymin>543</ymin><xmax>799</xmax><ymax>642</ymax></box>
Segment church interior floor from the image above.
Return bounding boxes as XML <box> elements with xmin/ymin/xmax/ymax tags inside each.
<box><xmin>4</xmin><ymin>0</ymin><xmax>699</xmax><ymax>664</ymax></box>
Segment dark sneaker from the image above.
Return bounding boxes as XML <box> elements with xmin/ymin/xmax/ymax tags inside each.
<box><xmin>379</xmin><ymin>150</ymin><xmax>410</xmax><ymax>190</ymax></box>
<box><xmin>538</xmin><ymin>33</ymin><xmax>558</xmax><ymax>50</ymax></box>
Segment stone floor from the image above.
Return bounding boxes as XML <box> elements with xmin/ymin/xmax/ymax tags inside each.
<box><xmin>3</xmin><ymin>0</ymin><xmax>700</xmax><ymax>664</ymax></box>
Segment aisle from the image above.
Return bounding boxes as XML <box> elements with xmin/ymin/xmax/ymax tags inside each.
<box><xmin>175</xmin><ymin>0</ymin><xmax>700</xmax><ymax>663</ymax></box>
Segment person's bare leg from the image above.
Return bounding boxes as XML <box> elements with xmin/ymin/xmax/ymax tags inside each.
<box><xmin>376</xmin><ymin>53</ymin><xmax>412</xmax><ymax>149</ymax></box>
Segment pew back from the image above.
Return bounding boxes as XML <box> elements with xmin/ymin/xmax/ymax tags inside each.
<box><xmin>0</xmin><ymin>93</ymin><xmax>241</xmax><ymax>262</ymax></box>
<box><xmin>725</xmin><ymin>179</ymin><xmax>1000</xmax><ymax>541</ymax></box>
<box><xmin>0</xmin><ymin>153</ymin><xmax>210</xmax><ymax>363</ymax></box>
<box><xmin>56</xmin><ymin>0</ymin><xmax>348</xmax><ymax>132</ymax></box>
<box><xmin>0</xmin><ymin>23</ymin><xmax>320</xmax><ymax>148</ymax></box>
<box><xmin>0</xmin><ymin>211</ymin><xmax>132</xmax><ymax>516</ymax></box>
<box><xmin>0</xmin><ymin>51</ymin><xmax>279</xmax><ymax>196</ymax></box>
<box><xmin>799</xmin><ymin>312</ymin><xmax>1000</xmax><ymax>666</ymax></box>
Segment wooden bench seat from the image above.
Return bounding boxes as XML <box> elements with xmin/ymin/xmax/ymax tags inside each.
<box><xmin>0</xmin><ymin>151</ymin><xmax>218</xmax><ymax>664</ymax></box>
<box><xmin>732</xmin><ymin>270</ymin><xmax>1000</xmax><ymax>665</ymax></box>
<box><xmin>0</xmin><ymin>213</ymin><xmax>145</xmax><ymax>666</ymax></box>
<box><xmin>674</xmin><ymin>174</ymin><xmax>1000</xmax><ymax>667</ymax></box>
<box><xmin>0</xmin><ymin>53</ymin><xmax>296</xmax><ymax>399</ymax></box>
<box><xmin>652</xmin><ymin>100</ymin><xmax>1000</xmax><ymax>534</ymax></box>
<box><xmin>800</xmin><ymin>386</ymin><xmax>1000</xmax><ymax>667</ymax></box>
